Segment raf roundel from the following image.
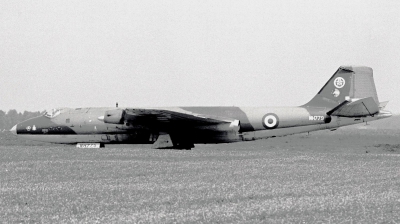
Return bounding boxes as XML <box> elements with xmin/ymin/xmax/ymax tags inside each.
<box><xmin>262</xmin><ymin>113</ymin><xmax>279</xmax><ymax>129</ymax></box>
<box><xmin>334</xmin><ymin>77</ymin><xmax>345</xmax><ymax>89</ymax></box>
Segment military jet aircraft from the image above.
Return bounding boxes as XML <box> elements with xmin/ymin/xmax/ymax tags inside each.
<box><xmin>11</xmin><ymin>66</ymin><xmax>392</xmax><ymax>149</ymax></box>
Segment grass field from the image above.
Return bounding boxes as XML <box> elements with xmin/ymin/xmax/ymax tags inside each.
<box><xmin>1</xmin><ymin>128</ymin><xmax>399</xmax><ymax>223</ymax></box>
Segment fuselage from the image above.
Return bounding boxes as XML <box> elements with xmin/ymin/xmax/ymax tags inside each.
<box><xmin>11</xmin><ymin>106</ymin><xmax>392</xmax><ymax>145</ymax></box>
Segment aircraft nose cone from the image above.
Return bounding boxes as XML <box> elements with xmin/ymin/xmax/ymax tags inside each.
<box><xmin>10</xmin><ymin>125</ymin><xmax>17</xmax><ymax>135</ymax></box>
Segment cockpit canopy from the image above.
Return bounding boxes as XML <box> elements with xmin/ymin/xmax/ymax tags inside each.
<box><xmin>43</xmin><ymin>108</ymin><xmax>61</xmax><ymax>118</ymax></box>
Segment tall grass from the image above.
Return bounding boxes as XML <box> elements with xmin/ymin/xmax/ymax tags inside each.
<box><xmin>0</xmin><ymin>130</ymin><xmax>399</xmax><ymax>223</ymax></box>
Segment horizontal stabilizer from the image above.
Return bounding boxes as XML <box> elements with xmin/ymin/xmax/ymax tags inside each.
<box><xmin>327</xmin><ymin>97</ymin><xmax>379</xmax><ymax>117</ymax></box>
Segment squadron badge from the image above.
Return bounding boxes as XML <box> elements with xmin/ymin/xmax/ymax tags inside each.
<box><xmin>334</xmin><ymin>77</ymin><xmax>345</xmax><ymax>88</ymax></box>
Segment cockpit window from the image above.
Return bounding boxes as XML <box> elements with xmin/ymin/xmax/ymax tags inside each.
<box><xmin>44</xmin><ymin>109</ymin><xmax>61</xmax><ymax>118</ymax></box>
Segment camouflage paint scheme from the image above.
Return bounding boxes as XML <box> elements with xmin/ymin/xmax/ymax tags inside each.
<box><xmin>11</xmin><ymin>66</ymin><xmax>392</xmax><ymax>149</ymax></box>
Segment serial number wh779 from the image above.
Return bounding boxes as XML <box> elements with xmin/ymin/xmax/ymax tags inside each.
<box><xmin>309</xmin><ymin>116</ymin><xmax>325</xmax><ymax>121</ymax></box>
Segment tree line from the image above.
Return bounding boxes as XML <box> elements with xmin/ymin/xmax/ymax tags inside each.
<box><xmin>0</xmin><ymin>110</ymin><xmax>42</xmax><ymax>131</ymax></box>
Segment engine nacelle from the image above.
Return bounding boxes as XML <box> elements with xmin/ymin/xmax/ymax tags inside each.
<box><xmin>101</xmin><ymin>109</ymin><xmax>126</xmax><ymax>124</ymax></box>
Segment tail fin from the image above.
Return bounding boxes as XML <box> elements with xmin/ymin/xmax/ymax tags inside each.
<box><xmin>303</xmin><ymin>66</ymin><xmax>380</xmax><ymax>109</ymax></box>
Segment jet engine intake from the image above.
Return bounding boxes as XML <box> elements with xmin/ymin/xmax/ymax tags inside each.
<box><xmin>102</xmin><ymin>109</ymin><xmax>126</xmax><ymax>124</ymax></box>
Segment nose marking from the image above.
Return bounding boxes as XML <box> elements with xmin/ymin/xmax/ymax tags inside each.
<box><xmin>10</xmin><ymin>125</ymin><xmax>17</xmax><ymax>135</ymax></box>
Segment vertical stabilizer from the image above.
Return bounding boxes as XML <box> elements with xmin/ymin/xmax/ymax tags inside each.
<box><xmin>303</xmin><ymin>66</ymin><xmax>379</xmax><ymax>109</ymax></box>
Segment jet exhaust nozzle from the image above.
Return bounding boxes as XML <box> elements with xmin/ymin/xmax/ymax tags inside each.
<box><xmin>377</xmin><ymin>110</ymin><xmax>392</xmax><ymax>119</ymax></box>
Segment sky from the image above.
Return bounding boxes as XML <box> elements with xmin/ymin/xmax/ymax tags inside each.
<box><xmin>1</xmin><ymin>0</ymin><xmax>399</xmax><ymax>113</ymax></box>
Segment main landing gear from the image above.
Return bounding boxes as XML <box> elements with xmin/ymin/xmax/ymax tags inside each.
<box><xmin>151</xmin><ymin>134</ymin><xmax>194</xmax><ymax>150</ymax></box>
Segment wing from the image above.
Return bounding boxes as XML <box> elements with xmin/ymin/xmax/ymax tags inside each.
<box><xmin>102</xmin><ymin>108</ymin><xmax>240</xmax><ymax>132</ymax></box>
<box><xmin>327</xmin><ymin>97</ymin><xmax>379</xmax><ymax>117</ymax></box>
